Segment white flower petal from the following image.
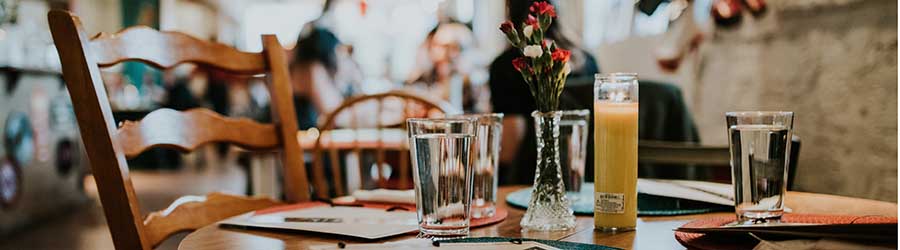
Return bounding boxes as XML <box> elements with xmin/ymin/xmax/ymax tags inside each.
<box><xmin>523</xmin><ymin>25</ymin><xmax>534</xmax><ymax>38</ymax></box>
<box><xmin>523</xmin><ymin>45</ymin><xmax>543</xmax><ymax>58</ymax></box>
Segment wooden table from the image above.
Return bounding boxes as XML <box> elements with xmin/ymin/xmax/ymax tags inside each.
<box><xmin>179</xmin><ymin>186</ymin><xmax>897</xmax><ymax>250</ymax></box>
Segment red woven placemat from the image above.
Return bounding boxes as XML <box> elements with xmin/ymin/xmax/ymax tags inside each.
<box><xmin>675</xmin><ymin>214</ymin><xmax>898</xmax><ymax>250</ymax></box>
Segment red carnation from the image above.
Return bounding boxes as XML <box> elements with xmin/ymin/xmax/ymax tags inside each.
<box><xmin>530</xmin><ymin>1</ymin><xmax>557</xmax><ymax>18</ymax></box>
<box><xmin>526</xmin><ymin>15</ymin><xmax>538</xmax><ymax>26</ymax></box>
<box><xmin>499</xmin><ymin>21</ymin><xmax>514</xmax><ymax>33</ymax></box>
<box><xmin>551</xmin><ymin>49</ymin><xmax>571</xmax><ymax>62</ymax></box>
<box><xmin>512</xmin><ymin>57</ymin><xmax>530</xmax><ymax>72</ymax></box>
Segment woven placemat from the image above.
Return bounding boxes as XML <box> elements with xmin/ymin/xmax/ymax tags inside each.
<box><xmin>437</xmin><ymin>237</ymin><xmax>621</xmax><ymax>250</ymax></box>
<box><xmin>675</xmin><ymin>214</ymin><xmax>899</xmax><ymax>250</ymax></box>
<box><xmin>505</xmin><ymin>185</ymin><xmax>731</xmax><ymax>216</ymax></box>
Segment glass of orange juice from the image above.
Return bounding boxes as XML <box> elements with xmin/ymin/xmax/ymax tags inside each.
<box><xmin>593</xmin><ymin>73</ymin><xmax>639</xmax><ymax>232</ymax></box>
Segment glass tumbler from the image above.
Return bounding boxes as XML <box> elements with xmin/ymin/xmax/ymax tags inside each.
<box><xmin>452</xmin><ymin>113</ymin><xmax>503</xmax><ymax>219</ymax></box>
<box><xmin>559</xmin><ymin>110</ymin><xmax>590</xmax><ymax>199</ymax></box>
<box><xmin>407</xmin><ymin>118</ymin><xmax>476</xmax><ymax>238</ymax></box>
<box><xmin>726</xmin><ymin>111</ymin><xmax>794</xmax><ymax>224</ymax></box>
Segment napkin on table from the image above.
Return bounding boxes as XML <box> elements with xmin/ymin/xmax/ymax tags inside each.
<box><xmin>351</xmin><ymin>189</ymin><xmax>415</xmax><ymax>204</ymax></box>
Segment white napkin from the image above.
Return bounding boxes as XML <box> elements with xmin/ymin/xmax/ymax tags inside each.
<box><xmin>351</xmin><ymin>189</ymin><xmax>416</xmax><ymax>204</ymax></box>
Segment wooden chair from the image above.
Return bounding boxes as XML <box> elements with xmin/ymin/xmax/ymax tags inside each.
<box><xmin>638</xmin><ymin>135</ymin><xmax>802</xmax><ymax>189</ymax></box>
<box><xmin>48</xmin><ymin>10</ymin><xmax>309</xmax><ymax>250</ymax></box>
<box><xmin>309</xmin><ymin>91</ymin><xmax>458</xmax><ymax>199</ymax></box>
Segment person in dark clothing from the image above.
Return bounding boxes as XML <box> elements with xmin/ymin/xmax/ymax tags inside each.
<box><xmin>289</xmin><ymin>0</ymin><xmax>361</xmax><ymax>130</ymax></box>
<box><xmin>291</xmin><ymin>26</ymin><xmax>345</xmax><ymax>130</ymax></box>
<box><xmin>489</xmin><ymin>0</ymin><xmax>600</xmax><ymax>185</ymax></box>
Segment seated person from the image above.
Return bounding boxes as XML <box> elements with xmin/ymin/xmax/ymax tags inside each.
<box><xmin>406</xmin><ymin>22</ymin><xmax>490</xmax><ymax>114</ymax></box>
<box><xmin>488</xmin><ymin>0</ymin><xmax>599</xmax><ymax>184</ymax></box>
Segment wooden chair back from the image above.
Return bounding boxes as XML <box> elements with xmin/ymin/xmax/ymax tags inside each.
<box><xmin>48</xmin><ymin>10</ymin><xmax>307</xmax><ymax>250</ymax></box>
<box><xmin>638</xmin><ymin>136</ymin><xmax>801</xmax><ymax>189</ymax></box>
<box><xmin>310</xmin><ymin>91</ymin><xmax>457</xmax><ymax>199</ymax></box>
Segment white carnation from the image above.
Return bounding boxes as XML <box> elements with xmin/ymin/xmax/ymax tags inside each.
<box><xmin>523</xmin><ymin>25</ymin><xmax>534</xmax><ymax>38</ymax></box>
<box><xmin>523</xmin><ymin>45</ymin><xmax>543</xmax><ymax>58</ymax></box>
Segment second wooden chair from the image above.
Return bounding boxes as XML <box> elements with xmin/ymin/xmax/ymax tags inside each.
<box><xmin>308</xmin><ymin>91</ymin><xmax>457</xmax><ymax>199</ymax></box>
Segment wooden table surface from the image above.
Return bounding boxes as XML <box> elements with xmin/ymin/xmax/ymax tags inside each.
<box><xmin>179</xmin><ymin>186</ymin><xmax>897</xmax><ymax>250</ymax></box>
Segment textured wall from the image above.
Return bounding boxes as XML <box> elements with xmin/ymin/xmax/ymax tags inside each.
<box><xmin>692</xmin><ymin>0</ymin><xmax>897</xmax><ymax>201</ymax></box>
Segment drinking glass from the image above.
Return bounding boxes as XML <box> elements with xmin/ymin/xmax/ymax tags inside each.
<box><xmin>726</xmin><ymin>111</ymin><xmax>794</xmax><ymax>224</ymax></box>
<box><xmin>559</xmin><ymin>110</ymin><xmax>589</xmax><ymax>199</ymax></box>
<box><xmin>452</xmin><ymin>113</ymin><xmax>503</xmax><ymax>219</ymax></box>
<box><xmin>407</xmin><ymin>118</ymin><xmax>475</xmax><ymax>238</ymax></box>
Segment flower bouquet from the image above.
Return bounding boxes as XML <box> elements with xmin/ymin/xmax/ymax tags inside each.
<box><xmin>499</xmin><ymin>1</ymin><xmax>576</xmax><ymax>231</ymax></box>
<box><xmin>499</xmin><ymin>1</ymin><xmax>571</xmax><ymax>113</ymax></box>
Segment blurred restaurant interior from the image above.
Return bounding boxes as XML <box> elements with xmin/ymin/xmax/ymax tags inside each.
<box><xmin>0</xmin><ymin>0</ymin><xmax>897</xmax><ymax>249</ymax></box>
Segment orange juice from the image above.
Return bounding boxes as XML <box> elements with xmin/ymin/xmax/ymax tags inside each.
<box><xmin>593</xmin><ymin>101</ymin><xmax>638</xmax><ymax>230</ymax></box>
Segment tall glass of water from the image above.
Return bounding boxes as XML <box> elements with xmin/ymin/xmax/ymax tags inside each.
<box><xmin>452</xmin><ymin>113</ymin><xmax>503</xmax><ymax>219</ymax></box>
<box><xmin>726</xmin><ymin>111</ymin><xmax>794</xmax><ymax>224</ymax></box>
<box><xmin>407</xmin><ymin>118</ymin><xmax>475</xmax><ymax>238</ymax></box>
<box><xmin>559</xmin><ymin>110</ymin><xmax>590</xmax><ymax>199</ymax></box>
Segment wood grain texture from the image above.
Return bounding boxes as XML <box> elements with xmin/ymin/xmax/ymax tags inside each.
<box><xmin>49</xmin><ymin>10</ymin><xmax>309</xmax><ymax>250</ymax></box>
<box><xmin>49</xmin><ymin>10</ymin><xmax>150</xmax><ymax>250</ymax></box>
<box><xmin>116</xmin><ymin>108</ymin><xmax>280</xmax><ymax>158</ymax></box>
<box><xmin>310</xmin><ymin>91</ymin><xmax>458</xmax><ymax>199</ymax></box>
<box><xmin>90</xmin><ymin>26</ymin><xmax>267</xmax><ymax>74</ymax></box>
<box><xmin>143</xmin><ymin>193</ymin><xmax>283</xmax><ymax>248</ymax></box>
<box><xmin>178</xmin><ymin>186</ymin><xmax>898</xmax><ymax>250</ymax></box>
<box><xmin>262</xmin><ymin>35</ymin><xmax>310</xmax><ymax>203</ymax></box>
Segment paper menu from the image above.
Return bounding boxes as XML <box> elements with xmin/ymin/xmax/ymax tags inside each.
<box><xmin>637</xmin><ymin>179</ymin><xmax>734</xmax><ymax>206</ymax></box>
<box><xmin>221</xmin><ymin>206</ymin><xmax>418</xmax><ymax>240</ymax></box>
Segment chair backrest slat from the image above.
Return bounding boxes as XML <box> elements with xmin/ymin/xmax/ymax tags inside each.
<box><xmin>638</xmin><ymin>137</ymin><xmax>802</xmax><ymax>190</ymax></box>
<box><xmin>116</xmin><ymin>108</ymin><xmax>280</xmax><ymax>158</ymax></box>
<box><xmin>638</xmin><ymin>140</ymin><xmax>731</xmax><ymax>166</ymax></box>
<box><xmin>49</xmin><ymin>10</ymin><xmax>309</xmax><ymax>250</ymax></box>
<box><xmin>90</xmin><ymin>26</ymin><xmax>267</xmax><ymax>74</ymax></box>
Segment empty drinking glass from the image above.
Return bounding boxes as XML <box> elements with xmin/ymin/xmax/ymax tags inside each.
<box><xmin>452</xmin><ymin>113</ymin><xmax>503</xmax><ymax>219</ymax></box>
<box><xmin>407</xmin><ymin>118</ymin><xmax>475</xmax><ymax>238</ymax></box>
<box><xmin>559</xmin><ymin>110</ymin><xmax>589</xmax><ymax>199</ymax></box>
<box><xmin>726</xmin><ymin>111</ymin><xmax>794</xmax><ymax>224</ymax></box>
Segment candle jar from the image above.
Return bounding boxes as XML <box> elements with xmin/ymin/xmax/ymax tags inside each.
<box><xmin>593</xmin><ymin>73</ymin><xmax>639</xmax><ymax>231</ymax></box>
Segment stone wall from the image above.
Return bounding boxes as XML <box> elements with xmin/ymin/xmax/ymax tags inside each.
<box><xmin>693</xmin><ymin>0</ymin><xmax>897</xmax><ymax>201</ymax></box>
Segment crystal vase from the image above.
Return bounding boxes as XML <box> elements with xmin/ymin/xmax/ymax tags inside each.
<box><xmin>520</xmin><ymin>111</ymin><xmax>576</xmax><ymax>231</ymax></box>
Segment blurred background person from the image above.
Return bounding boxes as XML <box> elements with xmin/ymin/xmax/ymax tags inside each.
<box><xmin>406</xmin><ymin>22</ymin><xmax>490</xmax><ymax>113</ymax></box>
<box><xmin>289</xmin><ymin>0</ymin><xmax>364</xmax><ymax>130</ymax></box>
